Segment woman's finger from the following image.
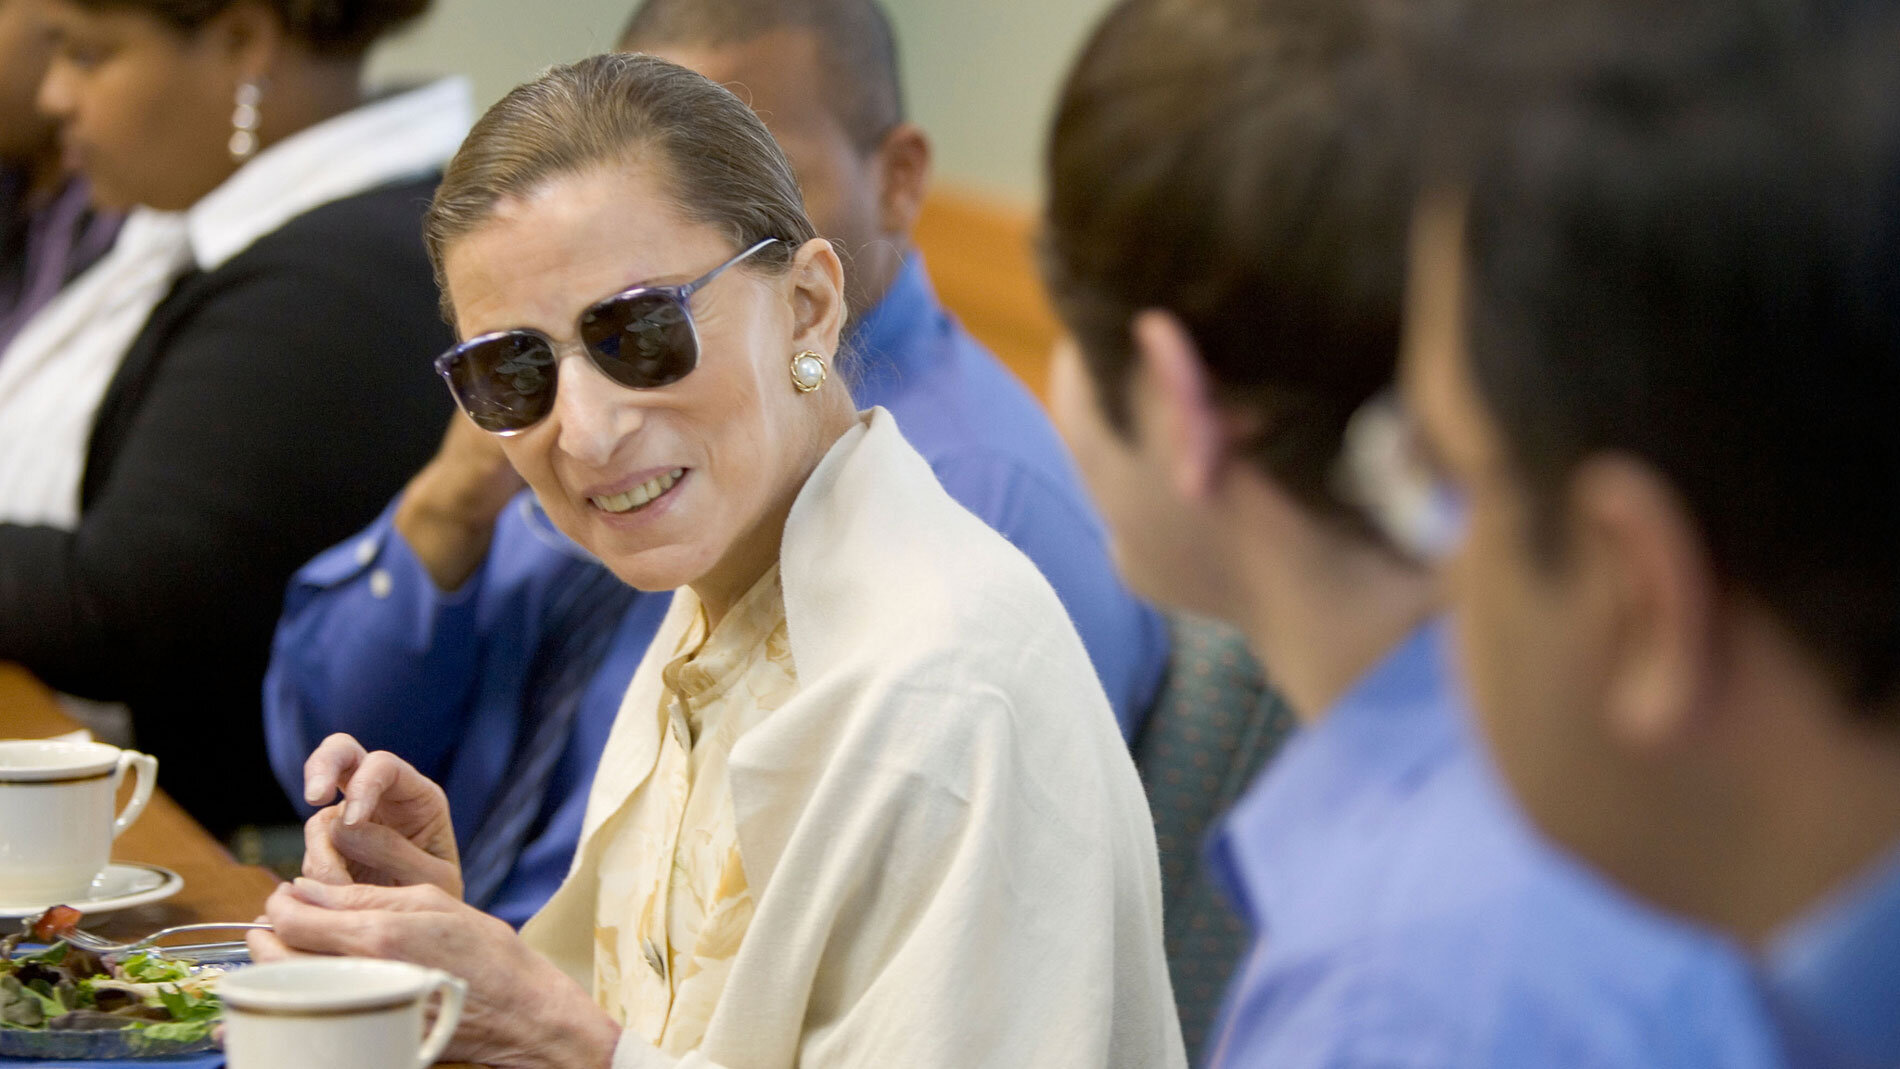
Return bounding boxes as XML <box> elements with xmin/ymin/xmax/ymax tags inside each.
<box><xmin>264</xmin><ymin>883</ymin><xmax>402</xmax><ymax>959</ymax></box>
<box><xmin>287</xmin><ymin>876</ymin><xmax>458</xmax><ymax>914</ymax></box>
<box><xmin>301</xmin><ymin>734</ymin><xmax>369</xmax><ymax>807</ymax></box>
<box><xmin>300</xmin><ymin>807</ymin><xmax>355</xmax><ymax>885</ymax></box>
<box><xmin>266</xmin><ymin>880</ymin><xmax>472</xmax><ymax>965</ymax></box>
<box><xmin>331</xmin><ymin>819</ymin><xmax>463</xmax><ymax>896</ymax></box>
<box><xmin>336</xmin><ymin>750</ymin><xmax>418</xmax><ymax>827</ymax></box>
<box><xmin>246</xmin><ymin>925</ymin><xmax>299</xmax><ymax>963</ymax></box>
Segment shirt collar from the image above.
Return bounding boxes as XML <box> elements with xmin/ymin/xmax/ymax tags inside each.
<box><xmin>843</xmin><ymin>252</ymin><xmax>939</xmax><ymax>386</ymax></box>
<box><xmin>187</xmin><ymin>78</ymin><xmax>473</xmax><ymax>272</ymax></box>
<box><xmin>1765</xmin><ymin>839</ymin><xmax>1900</xmax><ymax>1066</ymax></box>
<box><xmin>1210</xmin><ymin>618</ymin><xmax>1460</xmax><ymax>927</ymax></box>
<box><xmin>1307</xmin><ymin>618</ymin><xmax>1460</xmax><ymax>777</ymax></box>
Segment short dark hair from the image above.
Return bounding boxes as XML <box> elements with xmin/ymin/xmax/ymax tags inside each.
<box><xmin>618</xmin><ymin>0</ymin><xmax>903</xmax><ymax>155</ymax></box>
<box><xmin>1426</xmin><ymin>0</ymin><xmax>1900</xmax><ymax>710</ymax></box>
<box><xmin>1041</xmin><ymin>0</ymin><xmax>1417</xmax><ymax>538</ymax></box>
<box><xmin>69</xmin><ymin>0</ymin><xmax>427</xmax><ymax>53</ymax></box>
<box><xmin>425</xmin><ymin>53</ymin><xmax>816</xmax><ymax>315</ymax></box>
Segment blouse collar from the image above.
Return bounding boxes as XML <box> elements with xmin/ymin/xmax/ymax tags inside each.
<box><xmin>663</xmin><ymin>564</ymin><xmax>789</xmax><ymax>711</ymax></box>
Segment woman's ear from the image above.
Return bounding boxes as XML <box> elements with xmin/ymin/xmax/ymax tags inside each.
<box><xmin>787</xmin><ymin>237</ymin><xmax>848</xmax><ymax>356</ymax></box>
<box><xmin>203</xmin><ymin>0</ymin><xmax>283</xmax><ymax>83</ymax></box>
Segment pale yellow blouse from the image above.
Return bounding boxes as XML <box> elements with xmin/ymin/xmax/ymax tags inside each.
<box><xmin>589</xmin><ymin>565</ymin><xmax>795</xmax><ymax>1055</ymax></box>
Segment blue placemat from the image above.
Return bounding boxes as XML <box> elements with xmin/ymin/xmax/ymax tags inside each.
<box><xmin>6</xmin><ymin>1055</ymin><xmax>222</xmax><ymax>1068</ymax></box>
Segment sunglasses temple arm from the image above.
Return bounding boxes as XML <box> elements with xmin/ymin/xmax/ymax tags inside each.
<box><xmin>680</xmin><ymin>237</ymin><xmax>786</xmax><ymax>299</ymax></box>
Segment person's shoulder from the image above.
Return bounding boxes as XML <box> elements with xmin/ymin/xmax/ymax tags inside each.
<box><xmin>886</xmin><ymin>330</ymin><xmax>1074</xmax><ymax>469</ymax></box>
<box><xmin>818</xmin><ymin>423</ymin><xmax>1067</xmax><ymax>636</ymax></box>
<box><xmin>782</xmin><ymin>412</ymin><xmax>1110</xmax><ymax>722</ymax></box>
<box><xmin>223</xmin><ymin>174</ymin><xmax>441</xmax><ymax>279</ymax></box>
<box><xmin>178</xmin><ymin>176</ymin><xmax>445</xmax><ymax>334</ymax></box>
<box><xmin>274</xmin><ymin>174</ymin><xmax>440</xmax><ymax>239</ymax></box>
<box><xmin>882</xmin><ymin>357</ymin><xmax>1107</xmax><ymax>545</ymax></box>
<box><xmin>1236</xmin><ymin>891</ymin><xmax>1775</xmax><ymax>1068</ymax></box>
<box><xmin>1401</xmin><ymin>841</ymin><xmax>1775</xmax><ymax>1063</ymax></box>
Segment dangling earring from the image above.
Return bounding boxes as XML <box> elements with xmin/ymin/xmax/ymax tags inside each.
<box><xmin>228</xmin><ymin>82</ymin><xmax>262</xmax><ymax>163</ymax></box>
<box><xmin>789</xmin><ymin>349</ymin><xmax>828</xmax><ymax>393</ymax></box>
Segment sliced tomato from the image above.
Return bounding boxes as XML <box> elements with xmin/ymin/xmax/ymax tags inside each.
<box><xmin>29</xmin><ymin>904</ymin><xmax>82</xmax><ymax>944</ymax></box>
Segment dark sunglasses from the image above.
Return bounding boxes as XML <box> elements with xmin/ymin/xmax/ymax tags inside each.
<box><xmin>434</xmin><ymin>237</ymin><xmax>785</xmax><ymax>434</ymax></box>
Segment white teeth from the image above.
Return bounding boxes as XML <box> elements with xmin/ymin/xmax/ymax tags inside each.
<box><xmin>591</xmin><ymin>469</ymin><xmax>684</xmax><ymax>514</ymax></box>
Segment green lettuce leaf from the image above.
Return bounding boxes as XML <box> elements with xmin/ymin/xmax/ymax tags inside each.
<box><xmin>130</xmin><ymin>1014</ymin><xmax>219</xmax><ymax>1048</ymax></box>
<box><xmin>120</xmin><ymin>952</ymin><xmax>192</xmax><ymax>984</ymax></box>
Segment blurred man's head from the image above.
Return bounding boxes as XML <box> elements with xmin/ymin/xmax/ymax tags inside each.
<box><xmin>1040</xmin><ymin>0</ymin><xmax>1427</xmax><ymax>709</ymax></box>
<box><xmin>0</xmin><ymin>0</ymin><xmax>59</xmax><ymax>170</ymax></box>
<box><xmin>1405</xmin><ymin>0</ymin><xmax>1900</xmax><ymax>940</ymax></box>
<box><xmin>618</xmin><ymin>0</ymin><xmax>927</xmax><ymax>320</ymax></box>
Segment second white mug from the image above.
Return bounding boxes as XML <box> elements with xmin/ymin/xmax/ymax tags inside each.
<box><xmin>219</xmin><ymin>957</ymin><xmax>466</xmax><ymax>1069</ymax></box>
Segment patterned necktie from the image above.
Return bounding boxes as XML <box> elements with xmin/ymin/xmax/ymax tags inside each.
<box><xmin>462</xmin><ymin>558</ymin><xmax>638</xmax><ymax>909</ymax></box>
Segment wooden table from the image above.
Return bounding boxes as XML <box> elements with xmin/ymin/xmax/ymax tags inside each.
<box><xmin>1</xmin><ymin>663</ymin><xmax>488</xmax><ymax>1067</ymax></box>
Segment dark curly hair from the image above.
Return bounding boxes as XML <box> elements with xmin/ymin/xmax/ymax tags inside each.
<box><xmin>70</xmin><ymin>0</ymin><xmax>429</xmax><ymax>54</ymax></box>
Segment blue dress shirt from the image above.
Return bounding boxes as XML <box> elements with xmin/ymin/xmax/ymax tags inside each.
<box><xmin>1765</xmin><ymin>843</ymin><xmax>1900</xmax><ymax>1068</ymax></box>
<box><xmin>1206</xmin><ymin>622</ymin><xmax>1786</xmax><ymax>1067</ymax></box>
<box><xmin>263</xmin><ymin>255</ymin><xmax>1168</xmax><ymax>926</ymax></box>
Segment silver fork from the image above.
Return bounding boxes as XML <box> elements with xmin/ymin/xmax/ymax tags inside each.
<box><xmin>46</xmin><ymin>922</ymin><xmax>272</xmax><ymax>957</ymax></box>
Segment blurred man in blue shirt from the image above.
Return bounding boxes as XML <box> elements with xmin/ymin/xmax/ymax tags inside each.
<box><xmin>1042</xmin><ymin>0</ymin><xmax>1783</xmax><ymax>1063</ymax></box>
<box><xmin>1401</xmin><ymin>2</ymin><xmax>1900</xmax><ymax>1064</ymax></box>
<box><xmin>263</xmin><ymin>0</ymin><xmax>1166</xmax><ymax>926</ymax></box>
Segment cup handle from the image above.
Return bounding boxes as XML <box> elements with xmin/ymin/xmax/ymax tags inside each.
<box><xmin>110</xmin><ymin>751</ymin><xmax>158</xmax><ymax>839</ymax></box>
<box><xmin>413</xmin><ymin>971</ymin><xmax>467</xmax><ymax>1069</ymax></box>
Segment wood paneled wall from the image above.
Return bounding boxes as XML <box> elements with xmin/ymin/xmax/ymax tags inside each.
<box><xmin>911</xmin><ymin>188</ymin><xmax>1060</xmax><ymax>402</ymax></box>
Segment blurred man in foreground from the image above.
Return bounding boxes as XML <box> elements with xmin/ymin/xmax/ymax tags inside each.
<box><xmin>1042</xmin><ymin>0</ymin><xmax>1782</xmax><ymax>1062</ymax></box>
<box><xmin>1403</xmin><ymin>3</ymin><xmax>1900</xmax><ymax>1063</ymax></box>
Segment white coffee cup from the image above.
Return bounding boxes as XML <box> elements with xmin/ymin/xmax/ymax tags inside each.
<box><xmin>218</xmin><ymin>958</ymin><xmax>467</xmax><ymax>1069</ymax></box>
<box><xmin>0</xmin><ymin>740</ymin><xmax>157</xmax><ymax>903</ymax></box>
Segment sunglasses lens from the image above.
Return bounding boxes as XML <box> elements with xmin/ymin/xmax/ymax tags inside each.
<box><xmin>446</xmin><ymin>333</ymin><xmax>557</xmax><ymax>433</ymax></box>
<box><xmin>581</xmin><ymin>291</ymin><xmax>697</xmax><ymax>389</ymax></box>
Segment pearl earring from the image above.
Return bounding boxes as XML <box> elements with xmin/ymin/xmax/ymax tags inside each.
<box><xmin>228</xmin><ymin>82</ymin><xmax>262</xmax><ymax>163</ymax></box>
<box><xmin>790</xmin><ymin>350</ymin><xmax>828</xmax><ymax>393</ymax></box>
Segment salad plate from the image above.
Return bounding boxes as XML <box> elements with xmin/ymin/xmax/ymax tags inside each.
<box><xmin>0</xmin><ymin>866</ymin><xmax>183</xmax><ymax>921</ymax></box>
<box><xmin>0</xmin><ymin>939</ymin><xmax>234</xmax><ymax>1060</ymax></box>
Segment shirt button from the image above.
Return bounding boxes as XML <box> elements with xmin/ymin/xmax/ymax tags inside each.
<box><xmin>369</xmin><ymin>569</ymin><xmax>392</xmax><ymax>598</ymax></box>
<box><xmin>354</xmin><ymin>538</ymin><xmax>376</xmax><ymax>566</ymax></box>
<box><xmin>642</xmin><ymin>938</ymin><xmax>668</xmax><ymax>980</ymax></box>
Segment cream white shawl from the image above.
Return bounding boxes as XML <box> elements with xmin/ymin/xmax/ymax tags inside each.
<box><xmin>522</xmin><ymin>407</ymin><xmax>1186</xmax><ymax>1068</ymax></box>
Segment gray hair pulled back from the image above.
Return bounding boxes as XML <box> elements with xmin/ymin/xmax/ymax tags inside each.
<box><xmin>424</xmin><ymin>52</ymin><xmax>818</xmax><ymax>312</ymax></box>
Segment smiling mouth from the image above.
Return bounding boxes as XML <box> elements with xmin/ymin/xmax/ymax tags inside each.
<box><xmin>590</xmin><ymin>468</ymin><xmax>685</xmax><ymax>514</ymax></box>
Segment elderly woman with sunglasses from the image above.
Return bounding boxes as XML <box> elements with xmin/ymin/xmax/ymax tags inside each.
<box><xmin>249</xmin><ymin>53</ymin><xmax>1184</xmax><ymax>1069</ymax></box>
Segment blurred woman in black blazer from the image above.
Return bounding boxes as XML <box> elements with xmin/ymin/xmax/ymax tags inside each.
<box><xmin>0</xmin><ymin>0</ymin><xmax>465</xmax><ymax>833</ymax></box>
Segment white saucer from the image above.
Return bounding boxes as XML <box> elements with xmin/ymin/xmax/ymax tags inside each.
<box><xmin>0</xmin><ymin>862</ymin><xmax>183</xmax><ymax>918</ymax></box>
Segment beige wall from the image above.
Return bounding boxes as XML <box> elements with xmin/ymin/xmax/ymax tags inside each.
<box><xmin>366</xmin><ymin>0</ymin><xmax>1116</xmax><ymax>202</ymax></box>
